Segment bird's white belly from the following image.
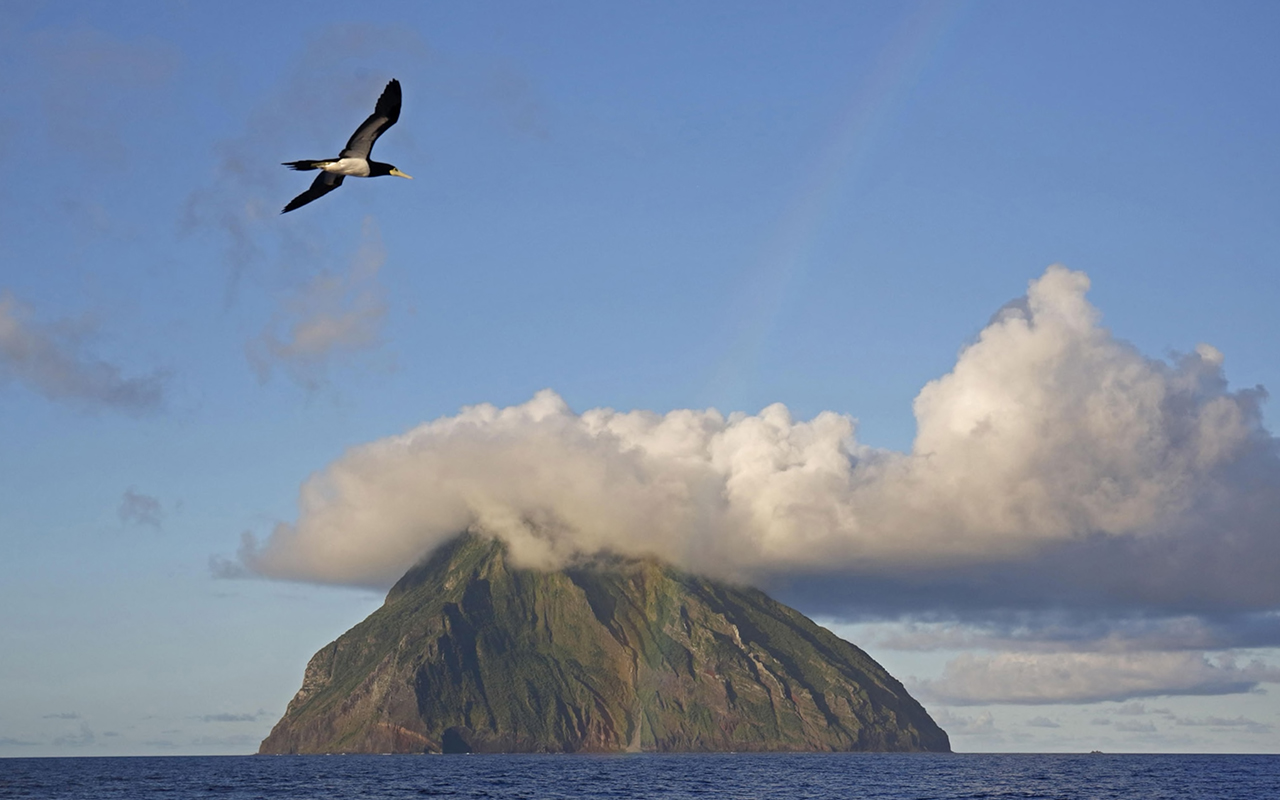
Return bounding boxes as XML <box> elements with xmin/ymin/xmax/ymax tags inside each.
<box><xmin>319</xmin><ymin>158</ymin><xmax>371</xmax><ymax>177</ymax></box>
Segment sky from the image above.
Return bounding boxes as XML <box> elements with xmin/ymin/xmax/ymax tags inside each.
<box><xmin>1</xmin><ymin>0</ymin><xmax>1278</xmax><ymax>756</ymax></box>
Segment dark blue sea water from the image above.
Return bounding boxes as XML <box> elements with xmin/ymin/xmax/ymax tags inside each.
<box><xmin>1</xmin><ymin>753</ymin><xmax>1277</xmax><ymax>799</ymax></box>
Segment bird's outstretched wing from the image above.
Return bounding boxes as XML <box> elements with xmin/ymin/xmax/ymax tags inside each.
<box><xmin>340</xmin><ymin>79</ymin><xmax>402</xmax><ymax>160</ymax></box>
<box><xmin>282</xmin><ymin>172</ymin><xmax>345</xmax><ymax>213</ymax></box>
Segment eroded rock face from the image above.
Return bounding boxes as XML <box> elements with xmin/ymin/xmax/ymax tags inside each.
<box><xmin>259</xmin><ymin>533</ymin><xmax>950</xmax><ymax>754</ymax></box>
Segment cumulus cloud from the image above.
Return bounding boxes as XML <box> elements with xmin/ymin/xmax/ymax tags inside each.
<box><xmin>0</xmin><ymin>291</ymin><xmax>166</xmax><ymax>413</ymax></box>
<box><xmin>220</xmin><ymin>262</ymin><xmax>1280</xmax><ymax>711</ymax></box>
<box><xmin>915</xmin><ymin>651</ymin><xmax>1280</xmax><ymax>705</ymax></box>
<box><xmin>247</xmin><ymin>219</ymin><xmax>388</xmax><ymax>388</ymax></box>
<box><xmin>233</xmin><ymin>266</ymin><xmax>1278</xmax><ymax>624</ymax></box>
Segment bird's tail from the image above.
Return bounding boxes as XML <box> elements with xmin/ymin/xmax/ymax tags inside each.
<box><xmin>282</xmin><ymin>160</ymin><xmax>325</xmax><ymax>171</ymax></box>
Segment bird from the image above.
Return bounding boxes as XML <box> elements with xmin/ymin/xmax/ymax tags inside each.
<box><xmin>281</xmin><ymin>79</ymin><xmax>412</xmax><ymax>213</ymax></box>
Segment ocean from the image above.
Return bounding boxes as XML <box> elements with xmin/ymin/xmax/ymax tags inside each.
<box><xmin>1</xmin><ymin>752</ymin><xmax>1277</xmax><ymax>799</ymax></box>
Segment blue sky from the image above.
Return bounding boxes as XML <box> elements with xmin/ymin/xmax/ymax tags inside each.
<box><xmin>2</xmin><ymin>1</ymin><xmax>1278</xmax><ymax>755</ymax></box>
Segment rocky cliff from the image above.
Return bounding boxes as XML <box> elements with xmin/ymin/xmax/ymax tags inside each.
<box><xmin>259</xmin><ymin>533</ymin><xmax>949</xmax><ymax>754</ymax></box>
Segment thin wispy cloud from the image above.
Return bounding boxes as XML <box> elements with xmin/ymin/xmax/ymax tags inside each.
<box><xmin>1114</xmin><ymin>720</ymin><xmax>1157</xmax><ymax>733</ymax></box>
<box><xmin>199</xmin><ymin>711</ymin><xmax>263</xmax><ymax>723</ymax></box>
<box><xmin>0</xmin><ymin>736</ymin><xmax>39</xmax><ymax>747</ymax></box>
<box><xmin>51</xmin><ymin>723</ymin><xmax>95</xmax><ymax>748</ymax></box>
<box><xmin>20</xmin><ymin>27</ymin><xmax>179</xmax><ymax>166</ymax></box>
<box><xmin>247</xmin><ymin>218</ymin><xmax>388</xmax><ymax>389</ymax></box>
<box><xmin>1174</xmin><ymin>715</ymin><xmax>1273</xmax><ymax>735</ymax></box>
<box><xmin>0</xmin><ymin>291</ymin><xmax>167</xmax><ymax>413</ymax></box>
<box><xmin>1113</xmin><ymin>703</ymin><xmax>1169</xmax><ymax>716</ymax></box>
<box><xmin>119</xmin><ymin>489</ymin><xmax>164</xmax><ymax>530</ymax></box>
<box><xmin>916</xmin><ymin>651</ymin><xmax>1280</xmax><ymax>705</ymax></box>
<box><xmin>181</xmin><ymin>24</ymin><xmax>430</xmax><ymax>304</ymax></box>
<box><xmin>858</xmin><ymin>614</ymin><xmax>1280</xmax><ymax>655</ymax></box>
<box><xmin>933</xmin><ymin>710</ymin><xmax>999</xmax><ymax>738</ymax></box>
<box><xmin>190</xmin><ymin>733</ymin><xmax>264</xmax><ymax>748</ymax></box>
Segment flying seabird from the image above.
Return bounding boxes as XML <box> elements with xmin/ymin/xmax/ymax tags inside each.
<box><xmin>281</xmin><ymin>78</ymin><xmax>412</xmax><ymax>213</ymax></box>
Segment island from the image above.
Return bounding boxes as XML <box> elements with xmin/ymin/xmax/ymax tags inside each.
<box><xmin>260</xmin><ymin>532</ymin><xmax>950</xmax><ymax>754</ymax></box>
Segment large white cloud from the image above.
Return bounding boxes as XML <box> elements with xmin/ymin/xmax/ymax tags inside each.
<box><xmin>236</xmin><ymin>266</ymin><xmax>1278</xmax><ymax>614</ymax></box>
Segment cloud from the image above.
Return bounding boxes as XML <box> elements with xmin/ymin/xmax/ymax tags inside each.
<box><xmin>220</xmin><ymin>262</ymin><xmax>1280</xmax><ymax>711</ymax></box>
<box><xmin>916</xmin><ymin>651</ymin><xmax>1280</xmax><ymax>705</ymax></box>
<box><xmin>200</xmin><ymin>711</ymin><xmax>263</xmax><ymax>723</ymax></box>
<box><xmin>1113</xmin><ymin>702</ymin><xmax>1169</xmax><ymax>716</ymax></box>
<box><xmin>933</xmin><ymin>710</ymin><xmax>1000</xmax><ymax>738</ymax></box>
<box><xmin>210</xmin><ymin>533</ymin><xmax>255</xmax><ymax>579</ymax></box>
<box><xmin>1025</xmin><ymin>716</ymin><xmax>1060</xmax><ymax>728</ymax></box>
<box><xmin>119</xmin><ymin>489</ymin><xmax>164</xmax><ymax>529</ymax></box>
<box><xmin>231</xmin><ymin>266</ymin><xmax>1279</xmax><ymax>623</ymax></box>
<box><xmin>42</xmin><ymin>713</ymin><xmax>81</xmax><ymax>720</ymax></box>
<box><xmin>1113</xmin><ymin>720</ymin><xmax>1157</xmax><ymax>733</ymax></box>
<box><xmin>247</xmin><ymin>219</ymin><xmax>388</xmax><ymax>389</ymax></box>
<box><xmin>0</xmin><ymin>736</ymin><xmax>40</xmax><ymax>747</ymax></box>
<box><xmin>52</xmin><ymin>723</ymin><xmax>95</xmax><ymax>748</ymax></box>
<box><xmin>0</xmin><ymin>291</ymin><xmax>167</xmax><ymax>413</ymax></box>
<box><xmin>866</xmin><ymin>613</ymin><xmax>1280</xmax><ymax>654</ymax></box>
<box><xmin>190</xmin><ymin>733</ymin><xmax>264</xmax><ymax>748</ymax></box>
<box><xmin>181</xmin><ymin>25</ymin><xmax>429</xmax><ymax>301</ymax></box>
<box><xmin>1174</xmin><ymin>715</ymin><xmax>1273</xmax><ymax>735</ymax></box>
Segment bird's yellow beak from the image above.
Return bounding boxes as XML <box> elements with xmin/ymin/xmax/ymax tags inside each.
<box><xmin>390</xmin><ymin>169</ymin><xmax>413</xmax><ymax>179</ymax></box>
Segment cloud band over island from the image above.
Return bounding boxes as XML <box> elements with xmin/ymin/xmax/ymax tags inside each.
<box><xmin>230</xmin><ymin>266</ymin><xmax>1278</xmax><ymax>621</ymax></box>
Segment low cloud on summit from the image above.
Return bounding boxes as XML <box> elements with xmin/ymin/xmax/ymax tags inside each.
<box><xmin>234</xmin><ymin>265</ymin><xmax>1279</xmax><ymax>635</ymax></box>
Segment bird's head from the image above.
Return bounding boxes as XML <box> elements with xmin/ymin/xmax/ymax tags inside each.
<box><xmin>369</xmin><ymin>162</ymin><xmax>413</xmax><ymax>179</ymax></box>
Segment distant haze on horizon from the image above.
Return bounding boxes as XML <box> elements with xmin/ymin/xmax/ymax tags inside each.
<box><xmin>2</xmin><ymin>0</ymin><xmax>1278</xmax><ymax>756</ymax></box>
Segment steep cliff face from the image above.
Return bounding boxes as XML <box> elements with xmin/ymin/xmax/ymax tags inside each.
<box><xmin>260</xmin><ymin>533</ymin><xmax>950</xmax><ymax>754</ymax></box>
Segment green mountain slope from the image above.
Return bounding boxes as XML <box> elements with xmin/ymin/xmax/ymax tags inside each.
<box><xmin>259</xmin><ymin>533</ymin><xmax>950</xmax><ymax>754</ymax></box>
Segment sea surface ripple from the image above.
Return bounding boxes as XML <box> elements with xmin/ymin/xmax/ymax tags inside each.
<box><xmin>1</xmin><ymin>752</ymin><xmax>1277</xmax><ymax>799</ymax></box>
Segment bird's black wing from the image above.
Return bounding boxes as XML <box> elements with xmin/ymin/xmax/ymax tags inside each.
<box><xmin>282</xmin><ymin>172</ymin><xmax>344</xmax><ymax>213</ymax></box>
<box><xmin>339</xmin><ymin>79</ymin><xmax>402</xmax><ymax>159</ymax></box>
